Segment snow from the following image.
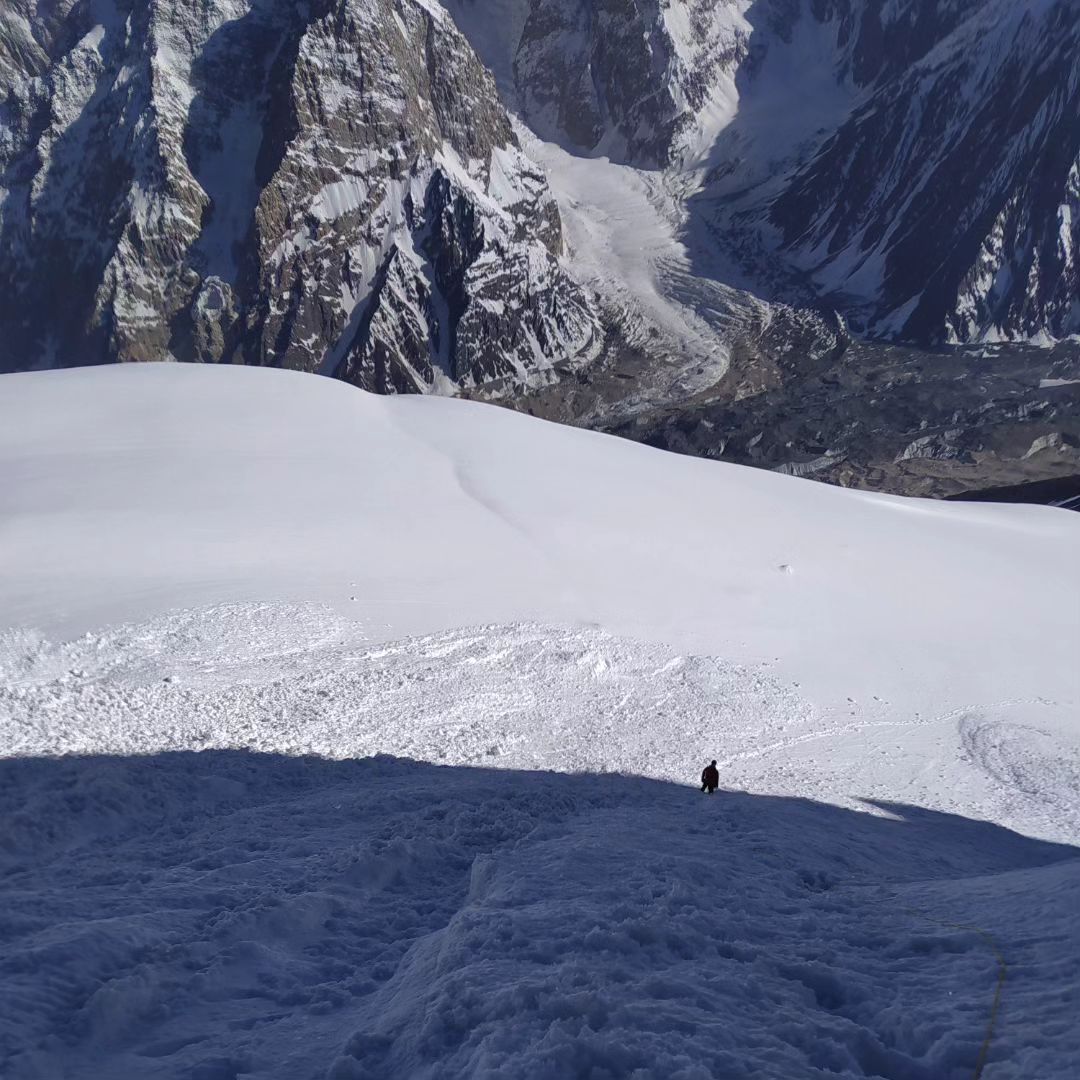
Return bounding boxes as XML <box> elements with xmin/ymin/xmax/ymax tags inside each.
<box><xmin>526</xmin><ymin>138</ymin><xmax>695</xmax><ymax>339</ymax></box>
<box><xmin>1</xmin><ymin>364</ymin><xmax>1079</xmax><ymax>1078</ymax></box>
<box><xmin>488</xmin><ymin>145</ymin><xmax>538</xmax><ymax>208</ymax></box>
<box><xmin>658</xmin><ymin>0</ymin><xmax>750</xmax><ymax>169</ymax></box>
<box><xmin>1027</xmin><ymin>329</ymin><xmax>1058</xmax><ymax>349</ymax></box>
<box><xmin>673</xmin><ymin>2</ymin><xmax>857</xmax><ymax>186</ymax></box>
<box><xmin>1058</xmin><ymin>203</ymin><xmax>1074</xmax><ymax>267</ymax></box>
<box><xmin>0</xmin><ymin>10</ymin><xmax>38</xmax><ymax>59</ymax></box>
<box><xmin>184</xmin><ymin>18</ymin><xmax>284</xmax><ymax>284</ymax></box>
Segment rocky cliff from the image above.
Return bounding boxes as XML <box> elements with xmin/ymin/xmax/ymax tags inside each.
<box><xmin>0</xmin><ymin>0</ymin><xmax>601</xmax><ymax>389</ymax></box>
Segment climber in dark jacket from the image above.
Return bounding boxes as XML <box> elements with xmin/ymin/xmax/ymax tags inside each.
<box><xmin>701</xmin><ymin>760</ymin><xmax>719</xmax><ymax>794</ymax></box>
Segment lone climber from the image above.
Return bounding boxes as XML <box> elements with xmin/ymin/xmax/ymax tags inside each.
<box><xmin>701</xmin><ymin>759</ymin><xmax>719</xmax><ymax>794</ymax></box>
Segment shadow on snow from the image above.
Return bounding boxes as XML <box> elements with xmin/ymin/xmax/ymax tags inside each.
<box><xmin>1</xmin><ymin>753</ymin><xmax>1077</xmax><ymax>1080</ymax></box>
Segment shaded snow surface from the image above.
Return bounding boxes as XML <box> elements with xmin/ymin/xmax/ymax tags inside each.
<box><xmin>1</xmin><ymin>365</ymin><xmax>1079</xmax><ymax>1078</ymax></box>
<box><xmin>3</xmin><ymin>754</ymin><xmax>1077</xmax><ymax>1080</ymax></box>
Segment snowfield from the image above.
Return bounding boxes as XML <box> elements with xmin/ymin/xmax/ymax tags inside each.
<box><xmin>1</xmin><ymin>364</ymin><xmax>1078</xmax><ymax>1078</ymax></box>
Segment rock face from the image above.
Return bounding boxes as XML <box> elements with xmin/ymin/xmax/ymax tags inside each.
<box><xmin>511</xmin><ymin>0</ymin><xmax>747</xmax><ymax>166</ymax></box>
<box><xmin>0</xmin><ymin>0</ymin><xmax>601</xmax><ymax>389</ymax></box>
<box><xmin>446</xmin><ymin>0</ymin><xmax>749</xmax><ymax>166</ymax></box>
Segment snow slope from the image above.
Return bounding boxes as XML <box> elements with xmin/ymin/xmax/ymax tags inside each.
<box><xmin>2</xmin><ymin>364</ymin><xmax>1076</xmax><ymax>726</ymax></box>
<box><xmin>2</xmin><ymin>365</ymin><xmax>1079</xmax><ymax>1077</ymax></box>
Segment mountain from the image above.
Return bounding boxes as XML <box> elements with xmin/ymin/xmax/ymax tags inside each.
<box><xmin>447</xmin><ymin>0</ymin><xmax>1080</xmax><ymax>494</ymax></box>
<box><xmin>729</xmin><ymin>0</ymin><xmax>1080</xmax><ymax>346</ymax></box>
<box><xmin>443</xmin><ymin>0</ymin><xmax>1079</xmax><ymax>346</ymax></box>
<box><xmin>1</xmin><ymin>0</ymin><xmax>1078</xmax><ymax>493</ymax></box>
<box><xmin>1</xmin><ymin>363</ymin><xmax>1079</xmax><ymax>1076</ymax></box>
<box><xmin>0</xmin><ymin>0</ymin><xmax>601</xmax><ymax>390</ymax></box>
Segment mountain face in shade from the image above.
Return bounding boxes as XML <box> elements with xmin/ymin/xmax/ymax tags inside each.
<box><xmin>759</xmin><ymin>0</ymin><xmax>1080</xmax><ymax>345</ymax></box>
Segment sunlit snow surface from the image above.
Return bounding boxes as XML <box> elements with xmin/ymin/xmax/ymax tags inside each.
<box><xmin>1</xmin><ymin>365</ymin><xmax>1078</xmax><ymax>1078</ymax></box>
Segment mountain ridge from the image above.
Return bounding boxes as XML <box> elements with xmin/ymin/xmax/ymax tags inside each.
<box><xmin>1</xmin><ymin>0</ymin><xmax>1077</xmax><ymax>495</ymax></box>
